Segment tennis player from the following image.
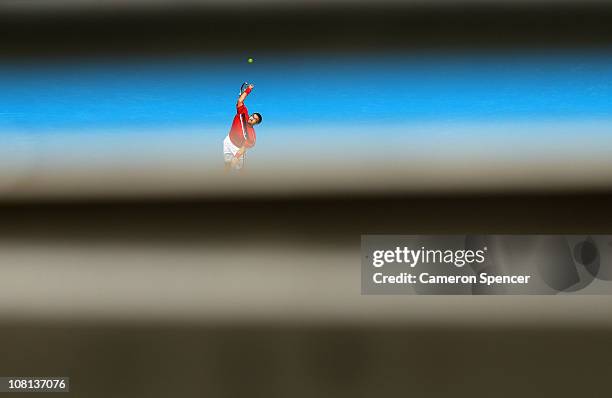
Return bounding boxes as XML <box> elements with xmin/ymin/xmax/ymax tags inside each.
<box><xmin>223</xmin><ymin>83</ymin><xmax>262</xmax><ymax>171</ymax></box>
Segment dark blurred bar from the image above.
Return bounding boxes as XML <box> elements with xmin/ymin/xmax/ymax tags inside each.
<box><xmin>1</xmin><ymin>192</ymin><xmax>612</xmax><ymax>243</ymax></box>
<box><xmin>1</xmin><ymin>3</ymin><xmax>612</xmax><ymax>58</ymax></box>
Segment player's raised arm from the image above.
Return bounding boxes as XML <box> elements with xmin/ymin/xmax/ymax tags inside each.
<box><xmin>237</xmin><ymin>84</ymin><xmax>254</xmax><ymax>107</ymax></box>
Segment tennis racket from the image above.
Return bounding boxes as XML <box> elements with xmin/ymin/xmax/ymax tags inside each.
<box><xmin>238</xmin><ymin>113</ymin><xmax>248</xmax><ymax>170</ymax></box>
<box><xmin>239</xmin><ymin>113</ymin><xmax>248</xmax><ymax>141</ymax></box>
<box><xmin>239</xmin><ymin>82</ymin><xmax>250</xmax><ymax>95</ymax></box>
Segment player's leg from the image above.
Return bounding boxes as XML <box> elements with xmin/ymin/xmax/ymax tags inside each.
<box><xmin>227</xmin><ymin>154</ymin><xmax>244</xmax><ymax>171</ymax></box>
<box><xmin>234</xmin><ymin>155</ymin><xmax>245</xmax><ymax>172</ymax></box>
<box><xmin>223</xmin><ymin>136</ymin><xmax>235</xmax><ymax>172</ymax></box>
<box><xmin>238</xmin><ymin>152</ymin><xmax>246</xmax><ymax>173</ymax></box>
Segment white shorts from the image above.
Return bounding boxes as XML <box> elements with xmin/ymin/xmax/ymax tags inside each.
<box><xmin>223</xmin><ymin>135</ymin><xmax>244</xmax><ymax>169</ymax></box>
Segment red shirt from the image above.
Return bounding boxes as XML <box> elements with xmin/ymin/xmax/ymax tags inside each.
<box><xmin>228</xmin><ymin>104</ymin><xmax>256</xmax><ymax>148</ymax></box>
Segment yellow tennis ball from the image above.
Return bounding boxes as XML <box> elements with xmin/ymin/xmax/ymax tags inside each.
<box><xmin>248</xmin><ymin>58</ymin><xmax>254</xmax><ymax>63</ymax></box>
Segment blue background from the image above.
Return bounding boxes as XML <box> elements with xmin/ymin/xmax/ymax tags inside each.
<box><xmin>1</xmin><ymin>52</ymin><xmax>611</xmax><ymax>133</ymax></box>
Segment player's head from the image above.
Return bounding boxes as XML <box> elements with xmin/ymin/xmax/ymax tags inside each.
<box><xmin>248</xmin><ymin>113</ymin><xmax>262</xmax><ymax>126</ymax></box>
